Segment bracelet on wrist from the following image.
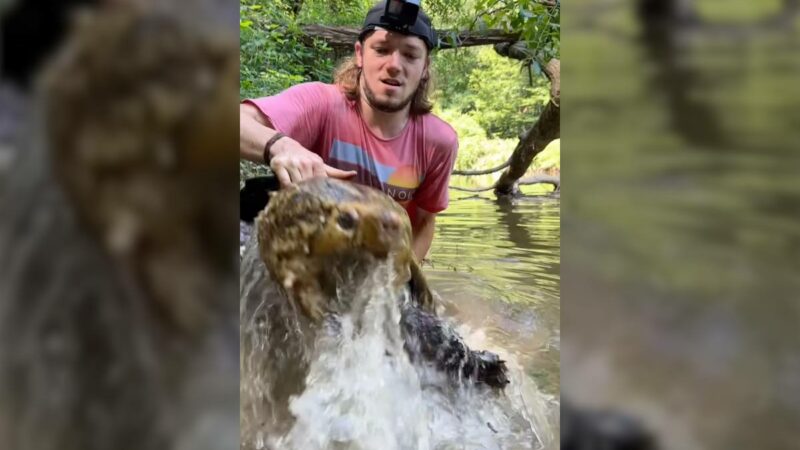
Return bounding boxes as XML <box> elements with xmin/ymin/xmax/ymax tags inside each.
<box><xmin>263</xmin><ymin>132</ymin><xmax>287</xmax><ymax>165</ymax></box>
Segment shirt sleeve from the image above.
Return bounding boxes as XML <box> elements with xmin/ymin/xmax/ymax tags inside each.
<box><xmin>242</xmin><ymin>82</ymin><xmax>332</xmax><ymax>152</ymax></box>
<box><xmin>413</xmin><ymin>132</ymin><xmax>458</xmax><ymax>214</ymax></box>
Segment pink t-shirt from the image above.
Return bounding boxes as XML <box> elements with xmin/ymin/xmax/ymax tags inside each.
<box><xmin>245</xmin><ymin>82</ymin><xmax>458</xmax><ymax>224</ymax></box>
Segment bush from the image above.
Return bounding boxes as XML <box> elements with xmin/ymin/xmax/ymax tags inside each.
<box><xmin>240</xmin><ymin>0</ymin><xmax>335</xmax><ymax>100</ymax></box>
<box><xmin>467</xmin><ymin>48</ymin><xmax>550</xmax><ymax>139</ymax></box>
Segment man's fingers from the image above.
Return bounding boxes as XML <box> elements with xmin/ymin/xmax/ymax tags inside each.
<box><xmin>274</xmin><ymin>156</ymin><xmax>354</xmax><ymax>187</ymax></box>
<box><xmin>288</xmin><ymin>167</ymin><xmax>303</xmax><ymax>184</ymax></box>
<box><xmin>275</xmin><ymin>166</ymin><xmax>292</xmax><ymax>188</ymax></box>
<box><xmin>325</xmin><ymin>165</ymin><xmax>358</xmax><ymax>179</ymax></box>
<box><xmin>300</xmin><ymin>164</ymin><xmax>314</xmax><ymax>180</ymax></box>
<box><xmin>312</xmin><ymin>164</ymin><xmax>327</xmax><ymax>178</ymax></box>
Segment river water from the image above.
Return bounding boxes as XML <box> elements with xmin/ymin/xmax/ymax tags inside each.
<box><xmin>239</xmin><ymin>190</ymin><xmax>561</xmax><ymax>450</ymax></box>
<box><xmin>426</xmin><ymin>191</ymin><xmax>561</xmax><ymax>423</ymax></box>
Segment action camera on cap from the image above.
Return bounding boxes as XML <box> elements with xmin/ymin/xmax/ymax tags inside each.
<box><xmin>382</xmin><ymin>0</ymin><xmax>420</xmax><ymax>29</ymax></box>
<box><xmin>360</xmin><ymin>0</ymin><xmax>438</xmax><ymax>50</ymax></box>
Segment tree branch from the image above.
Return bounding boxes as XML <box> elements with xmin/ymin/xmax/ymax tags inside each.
<box><xmin>451</xmin><ymin>158</ymin><xmax>511</xmax><ymax>176</ymax></box>
<box><xmin>519</xmin><ymin>174</ymin><xmax>559</xmax><ymax>190</ymax></box>
<box><xmin>451</xmin><ymin>174</ymin><xmax>559</xmax><ymax>192</ymax></box>
<box><xmin>493</xmin><ymin>58</ymin><xmax>560</xmax><ymax>196</ymax></box>
<box><xmin>450</xmin><ymin>185</ymin><xmax>496</xmax><ymax>193</ymax></box>
<box><xmin>494</xmin><ymin>41</ymin><xmax>534</xmax><ymax>61</ymax></box>
<box><xmin>301</xmin><ymin>25</ymin><xmax>519</xmax><ymax>51</ymax></box>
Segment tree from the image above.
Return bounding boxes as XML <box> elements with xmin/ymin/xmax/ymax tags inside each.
<box><xmin>470</xmin><ymin>0</ymin><xmax>561</xmax><ymax>196</ymax></box>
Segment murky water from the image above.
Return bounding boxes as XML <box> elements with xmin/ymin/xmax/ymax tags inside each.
<box><xmin>426</xmin><ymin>192</ymin><xmax>561</xmax><ymax>447</ymax></box>
<box><xmin>425</xmin><ymin>194</ymin><xmax>561</xmax><ymax>384</ymax></box>
<box><xmin>426</xmin><ymin>192</ymin><xmax>561</xmax><ymax>406</ymax></box>
<box><xmin>239</xmin><ymin>190</ymin><xmax>561</xmax><ymax>450</ymax></box>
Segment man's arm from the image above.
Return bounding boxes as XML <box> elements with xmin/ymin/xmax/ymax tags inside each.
<box><xmin>239</xmin><ymin>102</ymin><xmax>355</xmax><ymax>186</ymax></box>
<box><xmin>240</xmin><ymin>102</ymin><xmax>278</xmax><ymax>163</ymax></box>
<box><xmin>408</xmin><ymin>125</ymin><xmax>458</xmax><ymax>260</ymax></box>
<box><xmin>411</xmin><ymin>208</ymin><xmax>437</xmax><ymax>261</ymax></box>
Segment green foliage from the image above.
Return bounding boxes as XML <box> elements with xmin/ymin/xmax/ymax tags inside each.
<box><xmin>467</xmin><ymin>47</ymin><xmax>550</xmax><ymax>138</ymax></box>
<box><xmin>434</xmin><ymin>47</ymin><xmax>549</xmax><ymax>139</ymax></box>
<box><xmin>421</xmin><ymin>0</ymin><xmax>471</xmax><ymax>28</ymax></box>
<box><xmin>297</xmin><ymin>0</ymin><xmax>373</xmax><ymax>26</ymax></box>
<box><xmin>431</xmin><ymin>48</ymin><xmax>481</xmax><ymax>112</ymax></box>
<box><xmin>434</xmin><ymin>107</ymin><xmax>517</xmax><ymax>172</ymax></box>
<box><xmin>532</xmin><ymin>139</ymin><xmax>560</xmax><ymax>172</ymax></box>
<box><xmin>472</xmin><ymin>0</ymin><xmax>560</xmax><ymax>64</ymax></box>
<box><xmin>239</xmin><ymin>0</ymin><xmax>336</xmax><ymax>100</ymax></box>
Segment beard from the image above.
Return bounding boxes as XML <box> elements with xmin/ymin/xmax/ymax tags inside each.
<box><xmin>361</xmin><ymin>73</ymin><xmax>417</xmax><ymax>113</ymax></box>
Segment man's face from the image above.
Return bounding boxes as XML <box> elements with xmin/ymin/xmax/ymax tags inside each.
<box><xmin>355</xmin><ymin>28</ymin><xmax>428</xmax><ymax>113</ymax></box>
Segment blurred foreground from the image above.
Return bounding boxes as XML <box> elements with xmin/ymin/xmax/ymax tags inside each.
<box><xmin>0</xmin><ymin>1</ymin><xmax>240</xmax><ymax>449</ymax></box>
<box><xmin>563</xmin><ymin>1</ymin><xmax>800</xmax><ymax>449</ymax></box>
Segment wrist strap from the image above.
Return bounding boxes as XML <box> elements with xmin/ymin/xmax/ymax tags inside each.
<box><xmin>263</xmin><ymin>132</ymin><xmax>287</xmax><ymax>165</ymax></box>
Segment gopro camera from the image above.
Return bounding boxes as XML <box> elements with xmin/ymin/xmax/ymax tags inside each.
<box><xmin>361</xmin><ymin>0</ymin><xmax>437</xmax><ymax>49</ymax></box>
<box><xmin>381</xmin><ymin>0</ymin><xmax>420</xmax><ymax>30</ymax></box>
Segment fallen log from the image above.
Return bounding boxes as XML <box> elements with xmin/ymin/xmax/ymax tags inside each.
<box><xmin>301</xmin><ymin>25</ymin><xmax>519</xmax><ymax>51</ymax></box>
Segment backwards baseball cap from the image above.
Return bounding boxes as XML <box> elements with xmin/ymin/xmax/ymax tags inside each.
<box><xmin>359</xmin><ymin>1</ymin><xmax>438</xmax><ymax>50</ymax></box>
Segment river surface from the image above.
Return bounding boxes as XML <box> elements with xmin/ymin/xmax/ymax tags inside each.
<box><xmin>425</xmin><ymin>191</ymin><xmax>561</xmax><ymax>403</ymax></box>
<box><xmin>425</xmin><ymin>191</ymin><xmax>561</xmax><ymax>447</ymax></box>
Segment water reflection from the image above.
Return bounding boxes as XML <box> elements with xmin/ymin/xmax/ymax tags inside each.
<box><xmin>425</xmin><ymin>192</ymin><xmax>561</xmax><ymax>416</ymax></box>
<box><xmin>428</xmin><ymin>193</ymin><xmax>560</xmax><ymax>306</ymax></box>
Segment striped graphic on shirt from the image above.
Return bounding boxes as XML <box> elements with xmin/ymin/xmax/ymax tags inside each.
<box><xmin>329</xmin><ymin>139</ymin><xmax>419</xmax><ymax>202</ymax></box>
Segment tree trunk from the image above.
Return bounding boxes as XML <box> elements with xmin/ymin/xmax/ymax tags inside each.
<box><xmin>494</xmin><ymin>59</ymin><xmax>560</xmax><ymax>196</ymax></box>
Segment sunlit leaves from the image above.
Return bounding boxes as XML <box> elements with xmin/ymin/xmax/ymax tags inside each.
<box><xmin>471</xmin><ymin>0</ymin><xmax>560</xmax><ymax>64</ymax></box>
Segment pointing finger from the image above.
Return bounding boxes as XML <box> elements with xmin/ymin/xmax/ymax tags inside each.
<box><xmin>325</xmin><ymin>165</ymin><xmax>357</xmax><ymax>179</ymax></box>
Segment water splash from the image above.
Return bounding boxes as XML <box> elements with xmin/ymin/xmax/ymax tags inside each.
<box><xmin>240</xmin><ymin>231</ymin><xmax>552</xmax><ymax>449</ymax></box>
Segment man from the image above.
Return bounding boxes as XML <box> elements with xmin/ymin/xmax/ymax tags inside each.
<box><xmin>239</xmin><ymin>1</ymin><xmax>458</xmax><ymax>261</ymax></box>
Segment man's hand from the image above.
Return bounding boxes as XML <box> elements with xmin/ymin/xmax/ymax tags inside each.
<box><xmin>269</xmin><ymin>137</ymin><xmax>356</xmax><ymax>187</ymax></box>
<box><xmin>240</xmin><ymin>102</ymin><xmax>356</xmax><ymax>188</ymax></box>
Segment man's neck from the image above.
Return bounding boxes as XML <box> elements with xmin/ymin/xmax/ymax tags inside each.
<box><xmin>358</xmin><ymin>96</ymin><xmax>410</xmax><ymax>140</ymax></box>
